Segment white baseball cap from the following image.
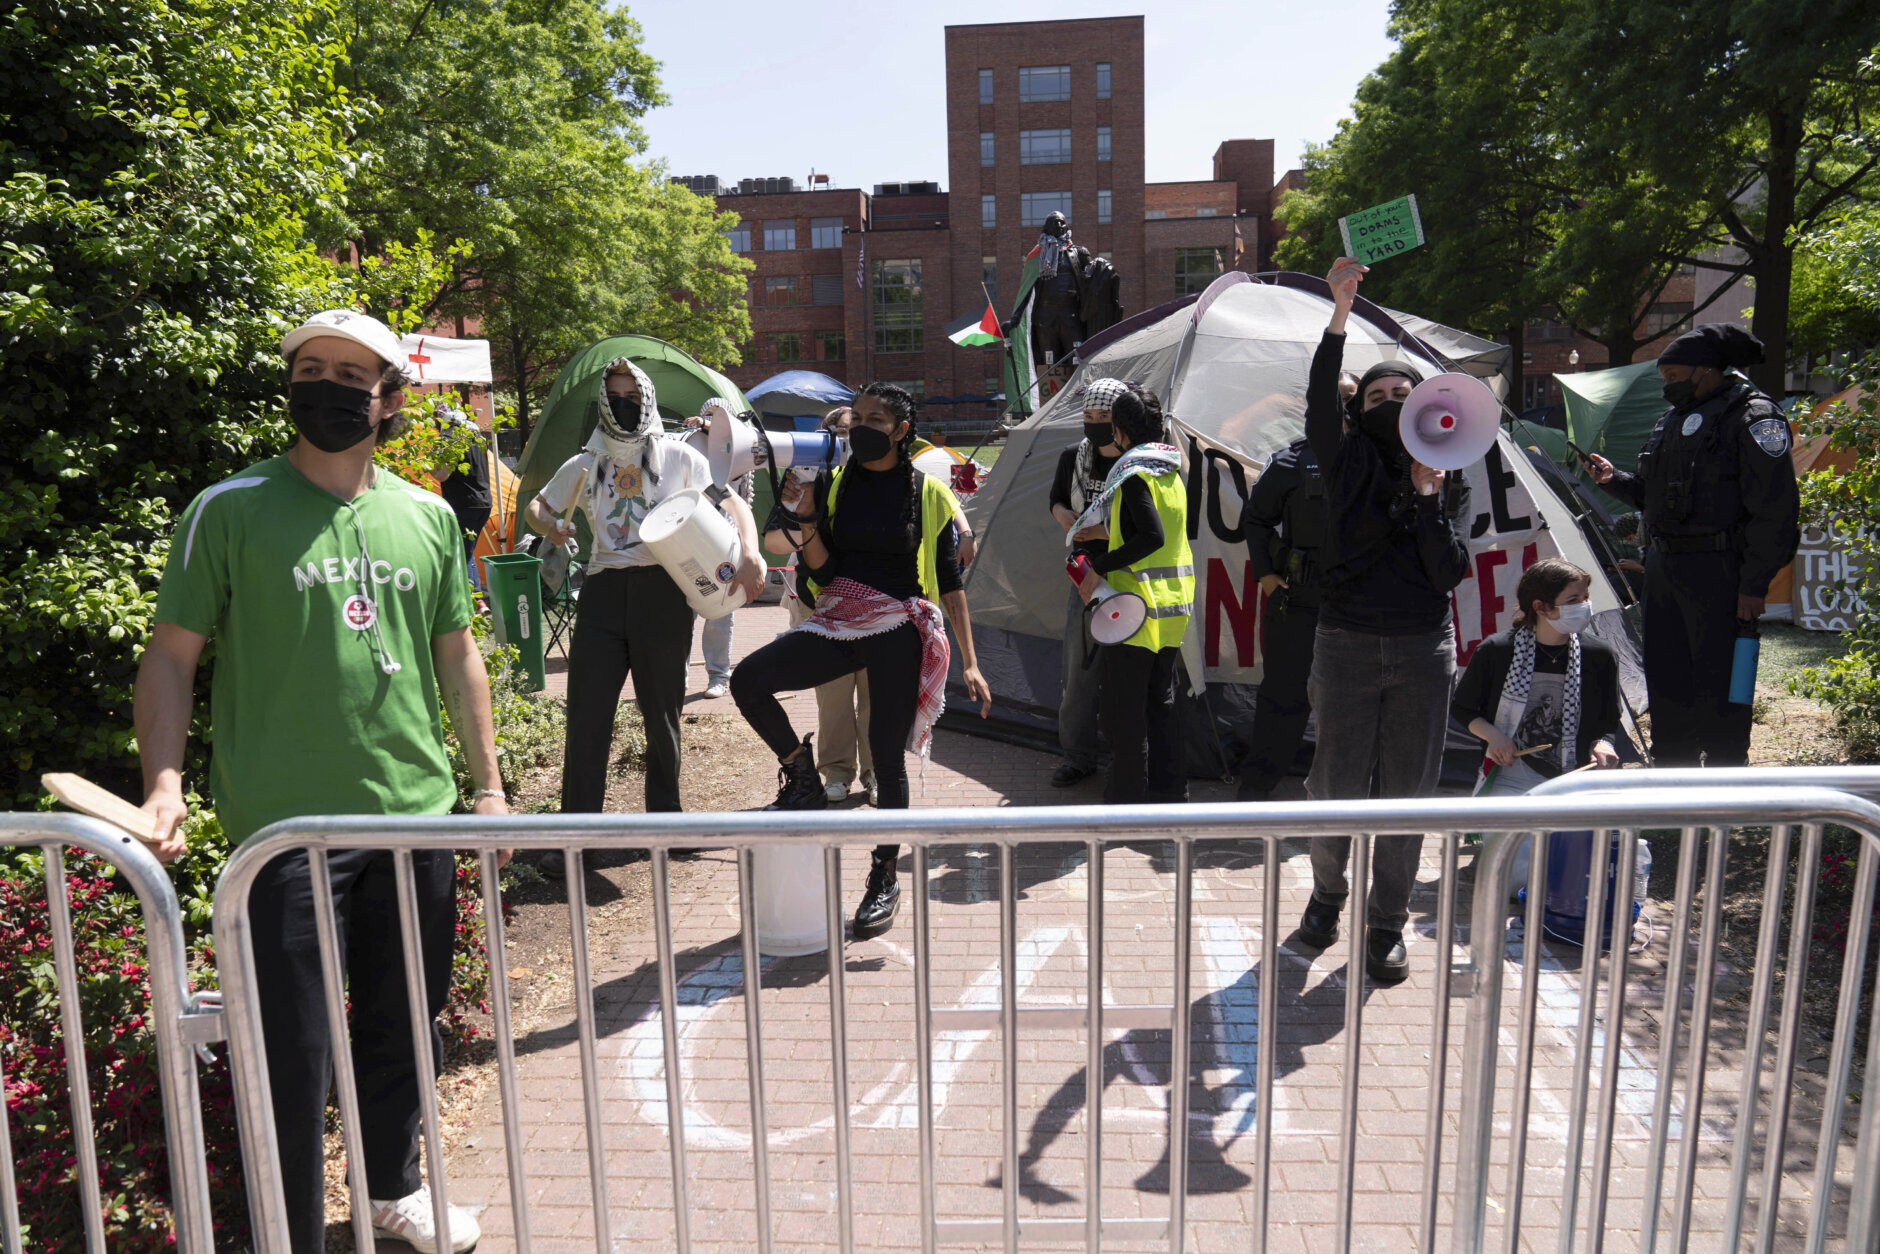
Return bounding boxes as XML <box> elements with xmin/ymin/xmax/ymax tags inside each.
<box><xmin>280</xmin><ymin>309</ymin><xmax>404</xmax><ymax>371</ymax></box>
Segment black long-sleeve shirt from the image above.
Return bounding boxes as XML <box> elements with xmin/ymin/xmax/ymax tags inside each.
<box><xmin>1304</xmin><ymin>330</ymin><xmax>1473</xmax><ymax>634</ymax></box>
<box><xmin>1604</xmin><ymin>378</ymin><xmax>1800</xmax><ymax>597</ymax></box>
<box><xmin>1088</xmin><ymin>476</ymin><xmax>1163</xmax><ymax>575</ymax></box>
<box><xmin>1049</xmin><ymin>444</ymin><xmax>1120</xmax><ymax>560</ymax></box>
<box><xmin>1240</xmin><ymin>437</ymin><xmax>1327</xmax><ymax>606</ymax></box>
<box><xmin>1452</xmin><ymin>630</ymin><xmax>1622</xmax><ymax>776</ymax></box>
<box><xmin>791</xmin><ymin>464</ymin><xmax>961</xmax><ymax>601</ymax></box>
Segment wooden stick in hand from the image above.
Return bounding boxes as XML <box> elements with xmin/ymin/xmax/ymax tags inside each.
<box><xmin>40</xmin><ymin>773</ymin><xmax>161</xmax><ymax>844</ymax></box>
<box><xmin>1513</xmin><ymin>743</ymin><xmax>1554</xmax><ymax>759</ymax></box>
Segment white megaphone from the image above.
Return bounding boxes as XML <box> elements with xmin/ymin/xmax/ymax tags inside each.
<box><xmin>688</xmin><ymin>399</ymin><xmax>846</xmax><ymax>484</ymax></box>
<box><xmin>639</xmin><ymin>487</ymin><xmax>747</xmax><ymax>620</ymax></box>
<box><xmin>1069</xmin><ymin>553</ymin><xmax>1148</xmax><ymax>645</ymax></box>
<box><xmin>1397</xmin><ymin>372</ymin><xmax>1501</xmax><ymax>473</ymax></box>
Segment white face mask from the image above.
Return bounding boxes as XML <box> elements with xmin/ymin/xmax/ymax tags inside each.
<box><xmin>1553</xmin><ymin>600</ymin><xmax>1594</xmax><ymax>634</ymax></box>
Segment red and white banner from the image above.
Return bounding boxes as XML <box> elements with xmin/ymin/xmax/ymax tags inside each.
<box><xmin>1175</xmin><ymin>423</ymin><xmax>1615</xmax><ymax>688</ymax></box>
<box><xmin>398</xmin><ymin>334</ymin><xmax>492</xmax><ymax>385</ymax></box>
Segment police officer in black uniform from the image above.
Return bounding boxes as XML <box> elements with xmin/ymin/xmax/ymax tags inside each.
<box><xmin>1237</xmin><ymin>434</ymin><xmax>1330</xmax><ymax>800</ymax></box>
<box><xmin>1585</xmin><ymin>324</ymin><xmax>1799</xmax><ymax>766</ymax></box>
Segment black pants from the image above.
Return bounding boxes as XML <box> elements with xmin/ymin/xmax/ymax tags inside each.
<box><xmin>1643</xmin><ymin>547</ymin><xmax>1753</xmax><ymax>767</ymax></box>
<box><xmin>732</xmin><ymin>621</ymin><xmax>921</xmax><ymax>860</ymax></box>
<box><xmin>247</xmin><ymin>849</ymin><xmax>455</xmax><ymax>1254</ymax></box>
<box><xmin>1238</xmin><ymin>599</ymin><xmax>1318</xmax><ymax>797</ymax></box>
<box><xmin>563</xmin><ymin>566</ymin><xmax>695</xmax><ymax>814</ymax></box>
<box><xmin>1100</xmin><ymin>643</ymin><xmax>1183</xmax><ymax>804</ymax></box>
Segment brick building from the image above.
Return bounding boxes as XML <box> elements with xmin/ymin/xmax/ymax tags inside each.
<box><xmin>686</xmin><ymin>17</ymin><xmax>1297</xmax><ymax>428</ymax></box>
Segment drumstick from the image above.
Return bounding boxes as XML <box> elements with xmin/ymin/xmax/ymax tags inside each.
<box><xmin>40</xmin><ymin>773</ymin><xmax>161</xmax><ymax>844</ymax></box>
<box><xmin>561</xmin><ymin>466</ymin><xmax>588</xmax><ymax>530</ymax></box>
<box><xmin>1513</xmin><ymin>743</ymin><xmax>1554</xmax><ymax>759</ymax></box>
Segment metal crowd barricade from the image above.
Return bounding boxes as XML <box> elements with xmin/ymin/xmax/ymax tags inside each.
<box><xmin>209</xmin><ymin>784</ymin><xmax>1880</xmax><ymax>1254</ymax></box>
<box><xmin>0</xmin><ymin>813</ymin><xmax>224</xmax><ymax>1254</ymax></box>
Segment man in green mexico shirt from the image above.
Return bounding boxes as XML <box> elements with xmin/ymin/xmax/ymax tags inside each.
<box><xmin>134</xmin><ymin>309</ymin><xmax>504</xmax><ymax>1254</ymax></box>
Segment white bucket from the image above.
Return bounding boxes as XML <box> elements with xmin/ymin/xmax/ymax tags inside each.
<box><xmin>640</xmin><ymin>488</ymin><xmax>748</xmax><ymax>620</ymax></box>
<box><xmin>752</xmin><ymin>844</ymin><xmax>830</xmax><ymax>957</ymax></box>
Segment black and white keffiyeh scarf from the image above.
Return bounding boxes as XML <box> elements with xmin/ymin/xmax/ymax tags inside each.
<box><xmin>1066</xmin><ymin>443</ymin><xmax>1182</xmax><ymax>541</ymax></box>
<box><xmin>1479</xmin><ymin>625</ymin><xmax>1581</xmax><ymax>789</ymax></box>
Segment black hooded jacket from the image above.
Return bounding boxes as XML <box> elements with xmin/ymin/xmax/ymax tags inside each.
<box><xmin>1304</xmin><ymin>330</ymin><xmax>1473</xmax><ymax>635</ymax></box>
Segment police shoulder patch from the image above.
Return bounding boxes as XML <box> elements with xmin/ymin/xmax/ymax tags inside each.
<box><xmin>1749</xmin><ymin>417</ymin><xmax>1791</xmax><ymax>458</ymax></box>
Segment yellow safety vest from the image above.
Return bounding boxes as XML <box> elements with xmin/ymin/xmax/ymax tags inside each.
<box><xmin>1105</xmin><ymin>469</ymin><xmax>1194</xmax><ymax>651</ymax></box>
<box><xmin>805</xmin><ymin>465</ymin><xmax>962</xmax><ymax>604</ymax></box>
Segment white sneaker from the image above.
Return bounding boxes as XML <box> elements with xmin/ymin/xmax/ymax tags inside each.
<box><xmin>368</xmin><ymin>1184</ymin><xmax>481</xmax><ymax>1253</ymax></box>
<box><xmin>824</xmin><ymin>780</ymin><xmax>849</xmax><ymax>803</ymax></box>
<box><xmin>862</xmin><ymin>773</ymin><xmax>878</xmax><ymax>806</ymax></box>
<box><xmin>704</xmin><ymin>680</ymin><xmax>729</xmax><ymax>699</ymax></box>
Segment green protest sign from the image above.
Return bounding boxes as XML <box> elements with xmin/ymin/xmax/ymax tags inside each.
<box><xmin>1338</xmin><ymin>194</ymin><xmax>1426</xmax><ymax>264</ymax></box>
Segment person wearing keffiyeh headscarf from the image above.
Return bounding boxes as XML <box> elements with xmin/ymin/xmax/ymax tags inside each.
<box><xmin>527</xmin><ymin>357</ymin><xmax>763</xmax><ymax>836</ymax></box>
<box><xmin>1045</xmin><ymin>375</ymin><xmax>1127</xmax><ymax>786</ymax></box>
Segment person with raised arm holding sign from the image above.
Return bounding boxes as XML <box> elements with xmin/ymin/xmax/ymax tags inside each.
<box><xmin>1294</xmin><ymin>259</ymin><xmax>1473</xmax><ymax>985</ymax></box>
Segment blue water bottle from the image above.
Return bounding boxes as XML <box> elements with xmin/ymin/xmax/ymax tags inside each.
<box><xmin>1728</xmin><ymin>619</ymin><xmax>1760</xmax><ymax>705</ymax></box>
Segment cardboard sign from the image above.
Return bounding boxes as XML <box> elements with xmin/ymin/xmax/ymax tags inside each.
<box><xmin>1338</xmin><ymin>195</ymin><xmax>1426</xmax><ymax>264</ymax></box>
<box><xmin>1793</xmin><ymin>521</ymin><xmax>1869</xmax><ymax>632</ymax></box>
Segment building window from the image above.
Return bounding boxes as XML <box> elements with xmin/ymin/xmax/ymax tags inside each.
<box><xmin>1644</xmin><ymin>301</ymin><xmax>1694</xmax><ymax>337</ymax></box>
<box><xmin>727</xmin><ymin>222</ymin><xmax>750</xmax><ymax>253</ymax></box>
<box><xmin>809</xmin><ymin>217</ymin><xmax>842</xmax><ymax>250</ymax></box>
<box><xmin>1018</xmin><ymin>64</ymin><xmax>1071</xmax><ymax>102</ymax></box>
<box><xmin>982</xmin><ymin>256</ymin><xmax>998</xmax><ymax>308</ymax></box>
<box><xmin>873</xmin><ymin>259</ymin><xmax>923</xmax><ymax>354</ymax></box>
<box><xmin>978</xmin><ymin>68</ymin><xmax>993</xmax><ymax>104</ymax></box>
<box><xmin>762</xmin><ymin>219</ymin><xmax>796</xmax><ymax>250</ymax></box>
<box><xmin>811</xmin><ymin>274</ymin><xmax>843</xmax><ymax>305</ymax></box>
<box><xmin>763</xmin><ymin>276</ymin><xmax>799</xmax><ymax>307</ymax></box>
<box><xmin>883</xmin><ymin>378</ymin><xmax>926</xmax><ymax>400</ymax></box>
<box><xmin>1174</xmin><ymin>247</ymin><xmax>1226</xmax><ymax>296</ymax></box>
<box><xmin>816</xmin><ymin>330</ymin><xmax>846</xmax><ymax>362</ymax></box>
<box><xmin>1097</xmin><ymin>127</ymin><xmax>1111</xmax><ymax>162</ymax></box>
<box><xmin>981</xmin><ymin>194</ymin><xmax>997</xmax><ymax>229</ymax></box>
<box><xmin>1019</xmin><ymin>128</ymin><xmax>1072</xmax><ymax>165</ymax></box>
<box><xmin>1097</xmin><ymin>189</ymin><xmax>1112</xmax><ymax>224</ymax></box>
<box><xmin>1021</xmin><ymin>191</ymin><xmax>1073</xmax><ymax>227</ymax></box>
<box><xmin>980</xmin><ymin>132</ymin><xmax>995</xmax><ymax>166</ymax></box>
<box><xmin>769</xmin><ymin>332</ymin><xmax>802</xmax><ymax>363</ymax></box>
<box><xmin>1196</xmin><ymin>207</ymin><xmax>1218</xmax><ymax>217</ymax></box>
<box><xmin>1145</xmin><ymin>208</ymin><xmax>1167</xmax><ymax>220</ymax></box>
<box><xmin>1096</xmin><ymin>62</ymin><xmax>1111</xmax><ymax>99</ymax></box>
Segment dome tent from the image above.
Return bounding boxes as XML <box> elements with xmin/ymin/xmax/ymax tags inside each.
<box><xmin>954</xmin><ymin>272</ymin><xmax>1640</xmax><ymax>778</ymax></box>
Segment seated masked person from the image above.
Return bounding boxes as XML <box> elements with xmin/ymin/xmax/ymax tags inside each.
<box><xmin>528</xmin><ymin>359</ymin><xmax>763</xmax><ymax>837</ymax></box>
<box><xmin>1298</xmin><ymin>257</ymin><xmax>1473</xmax><ymax>984</ymax></box>
<box><xmin>1066</xmin><ymin>383</ymin><xmax>1193</xmax><ymax>806</ymax></box>
<box><xmin>731</xmin><ymin>383</ymin><xmax>993</xmax><ymax>938</ymax></box>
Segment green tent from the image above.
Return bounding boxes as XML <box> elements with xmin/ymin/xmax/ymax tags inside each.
<box><xmin>513</xmin><ymin>335</ymin><xmax>786</xmax><ymax>562</ymax></box>
<box><xmin>1559</xmin><ymin>360</ymin><xmax>1664</xmax><ymax>465</ymax></box>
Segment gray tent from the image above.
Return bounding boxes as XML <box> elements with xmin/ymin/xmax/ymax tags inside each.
<box><xmin>952</xmin><ymin>272</ymin><xmax>1640</xmax><ymax>777</ymax></box>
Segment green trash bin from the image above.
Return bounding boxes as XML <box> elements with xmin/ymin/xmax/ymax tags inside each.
<box><xmin>479</xmin><ymin>552</ymin><xmax>548</xmax><ymax>693</ymax></box>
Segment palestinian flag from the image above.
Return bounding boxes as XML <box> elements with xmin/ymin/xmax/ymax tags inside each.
<box><xmin>945</xmin><ymin>300</ymin><xmax>1003</xmax><ymax>348</ymax></box>
<box><xmin>1002</xmin><ymin>247</ymin><xmax>1044</xmax><ymax>416</ymax></box>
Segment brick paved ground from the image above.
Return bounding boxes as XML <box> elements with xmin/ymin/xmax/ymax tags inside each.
<box><xmin>432</xmin><ymin>605</ymin><xmax>1858</xmax><ymax>1252</ymax></box>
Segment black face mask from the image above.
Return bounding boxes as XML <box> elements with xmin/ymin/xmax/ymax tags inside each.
<box><xmin>608</xmin><ymin>395</ymin><xmax>642</xmax><ymax>430</ymax></box>
<box><xmin>1083</xmin><ymin>421</ymin><xmax>1113</xmax><ymax>448</ymax></box>
<box><xmin>289</xmin><ymin>379</ymin><xmax>376</xmax><ymax>453</ymax></box>
<box><xmin>1359</xmin><ymin>399</ymin><xmax>1405</xmax><ymax>454</ymax></box>
<box><xmin>1662</xmin><ymin>379</ymin><xmax>1700</xmax><ymax>410</ymax></box>
<box><xmin>849</xmin><ymin>423</ymin><xmax>894</xmax><ymax>463</ymax></box>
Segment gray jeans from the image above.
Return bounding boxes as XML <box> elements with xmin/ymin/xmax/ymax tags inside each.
<box><xmin>1305</xmin><ymin>622</ymin><xmax>1456</xmax><ymax>931</ymax></box>
<box><xmin>1059</xmin><ymin>589</ymin><xmax>1102</xmax><ymax>770</ymax></box>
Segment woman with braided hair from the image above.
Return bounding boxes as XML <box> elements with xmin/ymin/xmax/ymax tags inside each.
<box><xmin>731</xmin><ymin>382</ymin><xmax>993</xmax><ymax>938</ymax></box>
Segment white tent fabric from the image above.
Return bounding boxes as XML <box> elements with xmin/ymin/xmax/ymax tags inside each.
<box><xmin>958</xmin><ymin>272</ymin><xmax>1639</xmax><ymax>769</ymax></box>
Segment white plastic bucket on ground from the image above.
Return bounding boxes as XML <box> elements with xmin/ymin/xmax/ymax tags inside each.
<box><xmin>752</xmin><ymin>844</ymin><xmax>831</xmax><ymax>957</ymax></box>
<box><xmin>640</xmin><ymin>488</ymin><xmax>747</xmax><ymax>620</ymax></box>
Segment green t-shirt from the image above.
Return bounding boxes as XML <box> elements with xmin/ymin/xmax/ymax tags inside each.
<box><xmin>155</xmin><ymin>455</ymin><xmax>474</xmax><ymax>842</ymax></box>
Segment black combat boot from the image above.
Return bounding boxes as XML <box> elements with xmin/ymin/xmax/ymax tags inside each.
<box><xmin>851</xmin><ymin>848</ymin><xmax>902</xmax><ymax>938</ymax></box>
<box><xmin>767</xmin><ymin>735</ymin><xmax>828</xmax><ymax>811</ymax></box>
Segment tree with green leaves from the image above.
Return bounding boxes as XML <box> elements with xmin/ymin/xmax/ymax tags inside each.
<box><xmin>325</xmin><ymin>0</ymin><xmax>751</xmax><ymax>437</ymax></box>
<box><xmin>0</xmin><ymin>0</ymin><xmax>357</xmax><ymax>807</ymax></box>
<box><xmin>1538</xmin><ymin>2</ymin><xmax>1880</xmax><ymax>393</ymax></box>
